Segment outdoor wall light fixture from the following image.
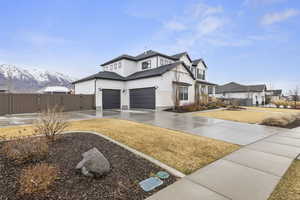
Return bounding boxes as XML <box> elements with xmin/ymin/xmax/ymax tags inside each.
<box><xmin>98</xmin><ymin>88</ymin><xmax>102</xmax><ymax>92</ymax></box>
<box><xmin>122</xmin><ymin>89</ymin><xmax>126</xmax><ymax>93</ymax></box>
<box><xmin>155</xmin><ymin>85</ymin><xmax>159</xmax><ymax>89</ymax></box>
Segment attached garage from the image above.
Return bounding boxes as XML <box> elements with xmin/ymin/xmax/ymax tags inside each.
<box><xmin>130</xmin><ymin>87</ymin><xmax>156</xmax><ymax>109</ymax></box>
<box><xmin>102</xmin><ymin>89</ymin><xmax>121</xmax><ymax>109</ymax></box>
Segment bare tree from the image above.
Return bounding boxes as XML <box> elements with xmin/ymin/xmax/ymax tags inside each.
<box><xmin>34</xmin><ymin>106</ymin><xmax>69</xmax><ymax>141</ymax></box>
<box><xmin>289</xmin><ymin>86</ymin><xmax>300</xmax><ymax>108</ymax></box>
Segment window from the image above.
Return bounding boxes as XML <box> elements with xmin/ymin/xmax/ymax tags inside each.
<box><xmin>197</xmin><ymin>69</ymin><xmax>202</xmax><ymax>79</ymax></box>
<box><xmin>118</xmin><ymin>62</ymin><xmax>121</xmax><ymax>68</ymax></box>
<box><xmin>142</xmin><ymin>60</ymin><xmax>151</xmax><ymax>70</ymax></box>
<box><xmin>179</xmin><ymin>87</ymin><xmax>188</xmax><ymax>100</ymax></box>
<box><xmin>160</xmin><ymin>58</ymin><xmax>164</xmax><ymax>66</ymax></box>
<box><xmin>114</xmin><ymin>63</ymin><xmax>117</xmax><ymax>69</ymax></box>
<box><xmin>110</xmin><ymin>65</ymin><xmax>113</xmax><ymax>70</ymax></box>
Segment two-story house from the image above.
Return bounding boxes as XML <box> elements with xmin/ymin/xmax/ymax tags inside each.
<box><xmin>73</xmin><ymin>50</ymin><xmax>216</xmax><ymax>110</ymax></box>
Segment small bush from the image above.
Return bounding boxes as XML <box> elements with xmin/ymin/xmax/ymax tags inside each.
<box><xmin>261</xmin><ymin>113</ymin><xmax>299</xmax><ymax>127</ymax></box>
<box><xmin>19</xmin><ymin>163</ymin><xmax>59</xmax><ymax>195</ymax></box>
<box><xmin>226</xmin><ymin>105</ymin><xmax>246</xmax><ymax>111</ymax></box>
<box><xmin>2</xmin><ymin>137</ymin><xmax>49</xmax><ymax>164</ymax></box>
<box><xmin>34</xmin><ymin>105</ymin><xmax>69</xmax><ymax>141</ymax></box>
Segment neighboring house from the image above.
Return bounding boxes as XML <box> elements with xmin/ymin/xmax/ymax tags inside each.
<box><xmin>213</xmin><ymin>82</ymin><xmax>267</xmax><ymax>106</ymax></box>
<box><xmin>265</xmin><ymin>89</ymin><xmax>283</xmax><ymax>102</ymax></box>
<box><xmin>73</xmin><ymin>50</ymin><xmax>216</xmax><ymax>110</ymax></box>
<box><xmin>38</xmin><ymin>86</ymin><xmax>70</xmax><ymax>94</ymax></box>
<box><xmin>0</xmin><ymin>86</ymin><xmax>8</xmax><ymax>93</ymax></box>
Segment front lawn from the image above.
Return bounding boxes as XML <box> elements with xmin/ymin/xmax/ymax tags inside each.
<box><xmin>0</xmin><ymin>118</ymin><xmax>239</xmax><ymax>174</ymax></box>
<box><xmin>195</xmin><ymin>107</ymin><xmax>300</xmax><ymax>128</ymax></box>
<box><xmin>268</xmin><ymin>160</ymin><xmax>300</xmax><ymax>200</ymax></box>
<box><xmin>195</xmin><ymin>109</ymin><xmax>270</xmax><ymax>124</ymax></box>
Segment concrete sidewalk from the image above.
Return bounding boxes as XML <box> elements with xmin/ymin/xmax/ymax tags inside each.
<box><xmin>147</xmin><ymin>129</ymin><xmax>300</xmax><ymax>200</ymax></box>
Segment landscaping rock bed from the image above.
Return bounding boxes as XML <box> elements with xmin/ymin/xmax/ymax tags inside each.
<box><xmin>0</xmin><ymin>132</ymin><xmax>177</xmax><ymax>200</ymax></box>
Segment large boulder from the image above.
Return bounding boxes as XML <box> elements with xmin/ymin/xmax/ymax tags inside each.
<box><xmin>76</xmin><ymin>147</ymin><xmax>110</xmax><ymax>178</ymax></box>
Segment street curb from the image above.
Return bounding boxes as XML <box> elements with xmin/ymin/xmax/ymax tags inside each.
<box><xmin>63</xmin><ymin>131</ymin><xmax>186</xmax><ymax>178</ymax></box>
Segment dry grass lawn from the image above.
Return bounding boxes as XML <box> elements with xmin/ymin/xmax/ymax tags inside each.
<box><xmin>196</xmin><ymin>107</ymin><xmax>300</xmax><ymax>124</ymax></box>
<box><xmin>268</xmin><ymin>160</ymin><xmax>300</xmax><ymax>200</ymax></box>
<box><xmin>0</xmin><ymin>118</ymin><xmax>239</xmax><ymax>174</ymax></box>
<box><xmin>196</xmin><ymin>110</ymin><xmax>272</xmax><ymax>124</ymax></box>
<box><xmin>245</xmin><ymin>107</ymin><xmax>300</xmax><ymax>113</ymax></box>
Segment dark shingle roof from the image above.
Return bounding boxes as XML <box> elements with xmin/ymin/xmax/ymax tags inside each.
<box><xmin>172</xmin><ymin>52</ymin><xmax>193</xmax><ymax>63</ymax></box>
<box><xmin>72</xmin><ymin>71</ymin><xmax>126</xmax><ymax>84</ymax></box>
<box><xmin>196</xmin><ymin>80</ymin><xmax>217</xmax><ymax>86</ymax></box>
<box><xmin>101</xmin><ymin>50</ymin><xmax>178</xmax><ymax>66</ymax></box>
<box><xmin>215</xmin><ymin>82</ymin><xmax>266</xmax><ymax>94</ymax></box>
<box><xmin>192</xmin><ymin>59</ymin><xmax>208</xmax><ymax>68</ymax></box>
<box><xmin>73</xmin><ymin>61</ymin><xmax>195</xmax><ymax>84</ymax></box>
<box><xmin>126</xmin><ymin>61</ymin><xmax>193</xmax><ymax>80</ymax></box>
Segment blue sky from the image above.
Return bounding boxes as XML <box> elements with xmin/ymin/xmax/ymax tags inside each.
<box><xmin>0</xmin><ymin>0</ymin><xmax>299</xmax><ymax>92</ymax></box>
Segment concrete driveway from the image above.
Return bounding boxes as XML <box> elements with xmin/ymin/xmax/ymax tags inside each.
<box><xmin>100</xmin><ymin>109</ymin><xmax>283</xmax><ymax>145</ymax></box>
<box><xmin>0</xmin><ymin>109</ymin><xmax>285</xmax><ymax>145</ymax></box>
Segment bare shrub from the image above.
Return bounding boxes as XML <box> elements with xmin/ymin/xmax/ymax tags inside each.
<box><xmin>34</xmin><ymin>106</ymin><xmax>69</xmax><ymax>141</ymax></box>
<box><xmin>19</xmin><ymin>163</ymin><xmax>59</xmax><ymax>195</ymax></box>
<box><xmin>261</xmin><ymin>113</ymin><xmax>297</xmax><ymax>127</ymax></box>
<box><xmin>2</xmin><ymin>137</ymin><xmax>49</xmax><ymax>164</ymax></box>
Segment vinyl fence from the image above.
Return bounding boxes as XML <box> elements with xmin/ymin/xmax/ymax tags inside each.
<box><xmin>0</xmin><ymin>93</ymin><xmax>95</xmax><ymax>115</ymax></box>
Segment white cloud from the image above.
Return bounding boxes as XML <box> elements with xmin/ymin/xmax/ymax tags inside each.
<box><xmin>190</xmin><ymin>3</ymin><xmax>223</xmax><ymax>18</ymax></box>
<box><xmin>164</xmin><ymin>21</ymin><xmax>186</xmax><ymax>31</ymax></box>
<box><xmin>197</xmin><ymin>16</ymin><xmax>225</xmax><ymax>35</ymax></box>
<box><xmin>261</xmin><ymin>9</ymin><xmax>300</xmax><ymax>25</ymax></box>
<box><xmin>243</xmin><ymin>0</ymin><xmax>286</xmax><ymax>7</ymax></box>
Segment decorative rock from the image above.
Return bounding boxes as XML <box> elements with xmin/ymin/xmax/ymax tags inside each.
<box><xmin>76</xmin><ymin>147</ymin><xmax>110</xmax><ymax>178</ymax></box>
<box><xmin>156</xmin><ymin>171</ymin><xmax>170</xmax><ymax>179</ymax></box>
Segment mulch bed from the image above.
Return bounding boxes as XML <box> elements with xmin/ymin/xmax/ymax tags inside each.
<box><xmin>283</xmin><ymin>119</ymin><xmax>300</xmax><ymax>129</ymax></box>
<box><xmin>164</xmin><ymin>107</ymin><xmax>219</xmax><ymax>113</ymax></box>
<box><xmin>0</xmin><ymin>133</ymin><xmax>178</xmax><ymax>200</ymax></box>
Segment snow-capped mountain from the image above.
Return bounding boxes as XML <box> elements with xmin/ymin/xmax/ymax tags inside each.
<box><xmin>0</xmin><ymin>64</ymin><xmax>76</xmax><ymax>92</ymax></box>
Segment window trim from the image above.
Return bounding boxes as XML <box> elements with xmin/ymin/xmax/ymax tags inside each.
<box><xmin>179</xmin><ymin>86</ymin><xmax>188</xmax><ymax>101</ymax></box>
<box><xmin>141</xmin><ymin>60</ymin><xmax>151</xmax><ymax>70</ymax></box>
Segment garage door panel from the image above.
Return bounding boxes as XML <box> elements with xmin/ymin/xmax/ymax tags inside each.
<box><xmin>103</xmin><ymin>89</ymin><xmax>120</xmax><ymax>109</ymax></box>
<box><xmin>130</xmin><ymin>87</ymin><xmax>155</xmax><ymax>109</ymax></box>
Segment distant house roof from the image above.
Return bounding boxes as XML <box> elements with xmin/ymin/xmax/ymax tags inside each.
<box><xmin>0</xmin><ymin>86</ymin><xmax>8</xmax><ymax>92</ymax></box>
<box><xmin>101</xmin><ymin>50</ymin><xmax>179</xmax><ymax>66</ymax></box>
<box><xmin>73</xmin><ymin>61</ymin><xmax>195</xmax><ymax>84</ymax></box>
<box><xmin>38</xmin><ymin>86</ymin><xmax>70</xmax><ymax>93</ymax></box>
<box><xmin>215</xmin><ymin>82</ymin><xmax>267</xmax><ymax>94</ymax></box>
<box><xmin>267</xmin><ymin>89</ymin><xmax>282</xmax><ymax>96</ymax></box>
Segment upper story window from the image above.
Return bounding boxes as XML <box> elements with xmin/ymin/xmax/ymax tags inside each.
<box><xmin>142</xmin><ymin>60</ymin><xmax>151</xmax><ymax>70</ymax></box>
<box><xmin>160</xmin><ymin>58</ymin><xmax>172</xmax><ymax>66</ymax></box>
<box><xmin>110</xmin><ymin>65</ymin><xmax>113</xmax><ymax>70</ymax></box>
<box><xmin>118</xmin><ymin>62</ymin><xmax>121</xmax><ymax>68</ymax></box>
<box><xmin>114</xmin><ymin>63</ymin><xmax>117</xmax><ymax>70</ymax></box>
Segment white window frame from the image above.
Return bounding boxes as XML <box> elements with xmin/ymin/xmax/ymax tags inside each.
<box><xmin>141</xmin><ymin>60</ymin><xmax>151</xmax><ymax>70</ymax></box>
<box><xmin>179</xmin><ymin>86</ymin><xmax>188</xmax><ymax>101</ymax></box>
<box><xmin>118</xmin><ymin>62</ymin><xmax>121</xmax><ymax>68</ymax></box>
